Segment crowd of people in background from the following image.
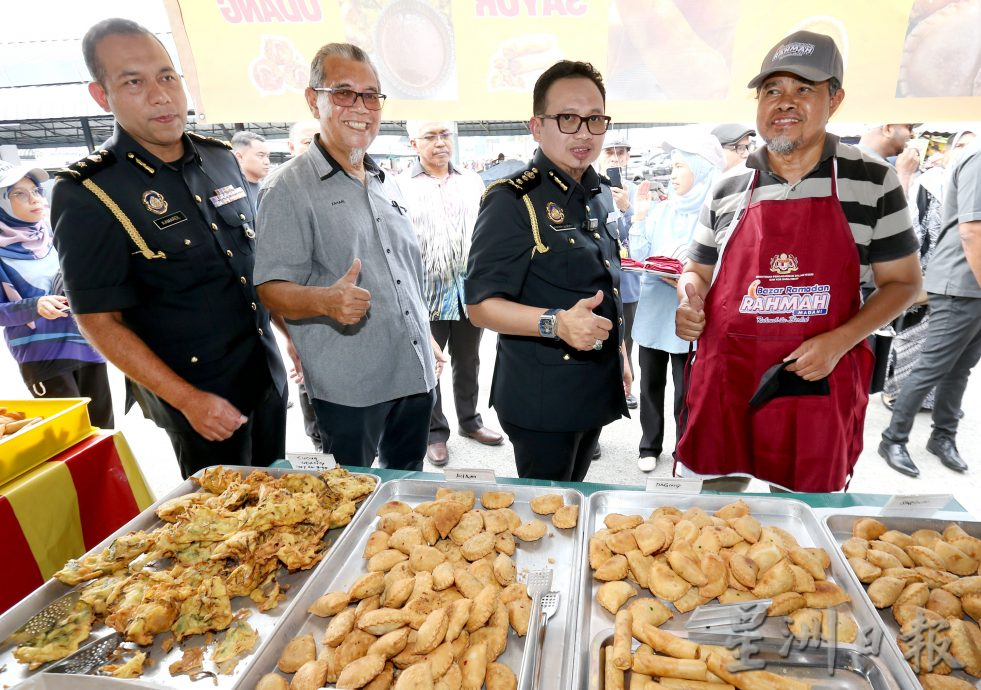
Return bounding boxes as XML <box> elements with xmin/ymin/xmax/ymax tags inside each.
<box><xmin>2</xmin><ymin>18</ymin><xmax>980</xmax><ymax>493</ymax></box>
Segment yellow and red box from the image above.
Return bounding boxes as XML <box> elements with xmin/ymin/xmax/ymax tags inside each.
<box><xmin>0</xmin><ymin>398</ymin><xmax>96</xmax><ymax>485</ymax></box>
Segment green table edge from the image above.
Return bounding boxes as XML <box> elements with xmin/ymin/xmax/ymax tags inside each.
<box><xmin>270</xmin><ymin>462</ymin><xmax>967</xmax><ymax>513</ymax></box>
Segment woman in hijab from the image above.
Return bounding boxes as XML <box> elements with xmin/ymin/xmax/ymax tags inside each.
<box><xmin>883</xmin><ymin>130</ymin><xmax>976</xmax><ymax>410</ymax></box>
<box><xmin>0</xmin><ymin>162</ymin><xmax>113</xmax><ymax>426</ymax></box>
<box><xmin>629</xmin><ymin>133</ymin><xmax>723</xmax><ymax>472</ymax></box>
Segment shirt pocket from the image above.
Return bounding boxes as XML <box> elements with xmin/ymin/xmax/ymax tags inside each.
<box><xmin>214</xmin><ymin>199</ymin><xmax>256</xmax><ymax>255</ymax></box>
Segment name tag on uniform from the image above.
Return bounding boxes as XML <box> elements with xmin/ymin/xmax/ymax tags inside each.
<box><xmin>209</xmin><ymin>185</ymin><xmax>247</xmax><ymax>207</ymax></box>
<box><xmin>153</xmin><ymin>211</ymin><xmax>188</xmax><ymax>229</ymax></box>
<box><xmin>550</xmin><ymin>224</ymin><xmax>577</xmax><ymax>232</ymax></box>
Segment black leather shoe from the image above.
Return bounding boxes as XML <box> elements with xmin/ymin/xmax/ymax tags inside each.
<box><xmin>592</xmin><ymin>443</ymin><xmax>602</xmax><ymax>460</ymax></box>
<box><xmin>926</xmin><ymin>436</ymin><xmax>968</xmax><ymax>472</ymax></box>
<box><xmin>878</xmin><ymin>440</ymin><xmax>919</xmax><ymax>477</ymax></box>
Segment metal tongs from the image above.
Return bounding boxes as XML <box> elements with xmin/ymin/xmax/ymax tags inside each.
<box><xmin>45</xmin><ymin>632</ymin><xmax>122</xmax><ymax>675</ymax></box>
<box><xmin>517</xmin><ymin>569</ymin><xmax>552</xmax><ymax>690</ymax></box>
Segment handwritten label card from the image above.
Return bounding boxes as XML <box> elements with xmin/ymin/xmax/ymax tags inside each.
<box><xmin>443</xmin><ymin>468</ymin><xmax>496</xmax><ymax>484</ymax></box>
<box><xmin>645</xmin><ymin>477</ymin><xmax>703</xmax><ymax>494</ymax></box>
<box><xmin>880</xmin><ymin>494</ymin><xmax>952</xmax><ymax>517</ymax></box>
<box><xmin>285</xmin><ymin>452</ymin><xmax>336</xmax><ymax>472</ymax></box>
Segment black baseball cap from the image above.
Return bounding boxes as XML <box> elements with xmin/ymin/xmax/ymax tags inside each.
<box><xmin>747</xmin><ymin>30</ymin><xmax>843</xmax><ymax>89</ymax></box>
<box><xmin>712</xmin><ymin>124</ymin><xmax>756</xmax><ymax>146</ymax></box>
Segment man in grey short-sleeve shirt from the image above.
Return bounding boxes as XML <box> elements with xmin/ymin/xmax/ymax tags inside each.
<box><xmin>881</xmin><ymin>142</ymin><xmax>981</xmax><ymax>475</ymax></box>
<box><xmin>254</xmin><ymin>42</ymin><xmax>437</xmax><ymax>470</ymax></box>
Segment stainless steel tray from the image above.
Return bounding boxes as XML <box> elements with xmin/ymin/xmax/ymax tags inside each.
<box><xmin>237</xmin><ymin>478</ymin><xmax>585</xmax><ymax>689</ymax></box>
<box><xmin>0</xmin><ymin>466</ymin><xmax>378</xmax><ymax>689</ymax></box>
<box><xmin>575</xmin><ymin>492</ymin><xmax>914</xmax><ymax>690</ymax></box>
<box><xmin>825</xmin><ymin>513</ymin><xmax>981</xmax><ymax>690</ymax></box>
<box><xmin>587</xmin><ymin>627</ymin><xmax>897</xmax><ymax>690</ymax></box>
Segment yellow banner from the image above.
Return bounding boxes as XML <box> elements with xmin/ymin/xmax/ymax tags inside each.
<box><xmin>166</xmin><ymin>0</ymin><xmax>981</xmax><ymax>124</ymax></box>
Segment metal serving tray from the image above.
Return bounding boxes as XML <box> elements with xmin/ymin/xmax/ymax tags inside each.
<box><xmin>0</xmin><ymin>465</ymin><xmax>378</xmax><ymax>689</ymax></box>
<box><xmin>825</xmin><ymin>513</ymin><xmax>981</xmax><ymax>690</ymax></box>
<box><xmin>575</xmin><ymin>492</ymin><xmax>914</xmax><ymax>690</ymax></box>
<box><xmin>587</xmin><ymin>628</ymin><xmax>897</xmax><ymax>690</ymax></box>
<box><xmin>237</xmin><ymin>478</ymin><xmax>585</xmax><ymax>690</ymax></box>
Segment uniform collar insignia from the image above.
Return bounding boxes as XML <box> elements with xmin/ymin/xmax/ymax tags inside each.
<box><xmin>126</xmin><ymin>151</ymin><xmax>157</xmax><ymax>176</ymax></box>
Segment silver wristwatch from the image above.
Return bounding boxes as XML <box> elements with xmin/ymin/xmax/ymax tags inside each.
<box><xmin>538</xmin><ymin>308</ymin><xmax>562</xmax><ymax>339</ymax></box>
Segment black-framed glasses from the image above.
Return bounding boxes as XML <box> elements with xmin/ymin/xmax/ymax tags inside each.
<box><xmin>538</xmin><ymin>113</ymin><xmax>612</xmax><ymax>135</ymax></box>
<box><xmin>6</xmin><ymin>186</ymin><xmax>45</xmax><ymax>203</ymax></box>
<box><xmin>417</xmin><ymin>133</ymin><xmax>453</xmax><ymax>143</ymax></box>
<box><xmin>723</xmin><ymin>143</ymin><xmax>756</xmax><ymax>154</ymax></box>
<box><xmin>312</xmin><ymin>87</ymin><xmax>387</xmax><ymax>111</ymax></box>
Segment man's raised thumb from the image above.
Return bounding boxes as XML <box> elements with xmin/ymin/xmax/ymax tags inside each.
<box><xmin>343</xmin><ymin>258</ymin><xmax>362</xmax><ymax>283</ymax></box>
<box><xmin>581</xmin><ymin>290</ymin><xmax>604</xmax><ymax>311</ymax></box>
<box><xmin>685</xmin><ymin>283</ymin><xmax>704</xmax><ymax>312</ymax></box>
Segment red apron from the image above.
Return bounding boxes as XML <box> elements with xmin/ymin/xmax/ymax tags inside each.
<box><xmin>676</xmin><ymin>163</ymin><xmax>873</xmax><ymax>492</ymax></box>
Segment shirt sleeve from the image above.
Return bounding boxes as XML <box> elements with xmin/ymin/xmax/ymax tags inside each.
<box><xmin>253</xmin><ymin>175</ymin><xmax>315</xmax><ymax>286</ymax></box>
<box><xmin>866</xmin><ymin>164</ymin><xmax>919</xmax><ymax>263</ymax></box>
<box><xmin>50</xmin><ymin>178</ymin><xmax>141</xmax><ymax>314</ymax></box>
<box><xmin>464</xmin><ymin>186</ymin><xmax>534</xmax><ymax>304</ymax></box>
<box><xmin>955</xmin><ymin>151</ymin><xmax>981</xmax><ymax>223</ymax></box>
<box><xmin>688</xmin><ymin>198</ymin><xmax>721</xmax><ymax>265</ymax></box>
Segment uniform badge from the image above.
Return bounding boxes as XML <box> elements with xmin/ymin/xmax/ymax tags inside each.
<box><xmin>545</xmin><ymin>201</ymin><xmax>565</xmax><ymax>224</ymax></box>
<box><xmin>142</xmin><ymin>190</ymin><xmax>168</xmax><ymax>215</ymax></box>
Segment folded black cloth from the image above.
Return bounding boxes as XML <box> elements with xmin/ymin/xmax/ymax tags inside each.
<box><xmin>749</xmin><ymin>359</ymin><xmax>830</xmax><ymax>408</ymax></box>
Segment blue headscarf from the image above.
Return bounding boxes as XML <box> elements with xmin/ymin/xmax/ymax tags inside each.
<box><xmin>666</xmin><ymin>149</ymin><xmax>717</xmax><ymax>216</ymax></box>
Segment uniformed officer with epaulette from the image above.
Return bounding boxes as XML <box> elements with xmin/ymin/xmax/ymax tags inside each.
<box><xmin>50</xmin><ymin>18</ymin><xmax>287</xmax><ymax>479</ymax></box>
<box><xmin>465</xmin><ymin>61</ymin><xmax>632</xmax><ymax>482</ymax></box>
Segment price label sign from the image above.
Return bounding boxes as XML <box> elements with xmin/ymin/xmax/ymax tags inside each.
<box><xmin>285</xmin><ymin>452</ymin><xmax>336</xmax><ymax>472</ymax></box>
<box><xmin>645</xmin><ymin>477</ymin><xmax>703</xmax><ymax>494</ymax></box>
<box><xmin>880</xmin><ymin>494</ymin><xmax>952</xmax><ymax>517</ymax></box>
<box><xmin>443</xmin><ymin>468</ymin><xmax>496</xmax><ymax>484</ymax></box>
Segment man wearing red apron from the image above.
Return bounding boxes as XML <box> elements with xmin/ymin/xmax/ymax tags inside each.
<box><xmin>675</xmin><ymin>31</ymin><xmax>922</xmax><ymax>492</ymax></box>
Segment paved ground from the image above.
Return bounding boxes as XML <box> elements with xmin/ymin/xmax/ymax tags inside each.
<box><xmin>4</xmin><ymin>331</ymin><xmax>979</xmax><ymax>516</ymax></box>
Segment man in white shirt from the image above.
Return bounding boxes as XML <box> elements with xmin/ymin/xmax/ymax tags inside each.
<box><xmin>400</xmin><ymin>120</ymin><xmax>503</xmax><ymax>466</ymax></box>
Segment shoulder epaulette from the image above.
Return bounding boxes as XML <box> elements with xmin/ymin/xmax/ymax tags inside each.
<box><xmin>187</xmin><ymin>131</ymin><xmax>233</xmax><ymax>150</ymax></box>
<box><xmin>55</xmin><ymin>149</ymin><xmax>115</xmax><ymax>182</ymax></box>
<box><xmin>480</xmin><ymin>166</ymin><xmax>541</xmax><ymax>202</ymax></box>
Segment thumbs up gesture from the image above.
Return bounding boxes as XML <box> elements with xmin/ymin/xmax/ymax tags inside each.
<box><xmin>675</xmin><ymin>282</ymin><xmax>706</xmax><ymax>341</ymax></box>
<box><xmin>327</xmin><ymin>259</ymin><xmax>372</xmax><ymax>325</ymax></box>
<box><xmin>555</xmin><ymin>290</ymin><xmax>613</xmax><ymax>351</ymax></box>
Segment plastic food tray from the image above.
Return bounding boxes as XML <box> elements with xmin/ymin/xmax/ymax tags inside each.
<box><xmin>0</xmin><ymin>398</ymin><xmax>95</xmax><ymax>485</ymax></box>
<box><xmin>0</xmin><ymin>465</ymin><xmax>379</xmax><ymax>689</ymax></box>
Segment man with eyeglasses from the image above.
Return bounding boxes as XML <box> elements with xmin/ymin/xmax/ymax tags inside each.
<box><xmin>50</xmin><ymin>18</ymin><xmax>287</xmax><ymax>479</ymax></box>
<box><xmin>711</xmin><ymin>124</ymin><xmax>757</xmax><ymax>172</ymax></box>
<box><xmin>466</xmin><ymin>60</ymin><xmax>632</xmax><ymax>482</ymax></box>
<box><xmin>399</xmin><ymin>120</ymin><xmax>503</xmax><ymax>468</ymax></box>
<box><xmin>255</xmin><ymin>43</ymin><xmax>439</xmax><ymax>471</ymax></box>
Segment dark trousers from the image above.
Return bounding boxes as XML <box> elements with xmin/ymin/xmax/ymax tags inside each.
<box><xmin>638</xmin><ymin>346</ymin><xmax>686</xmax><ymax>458</ymax></box>
<box><xmin>500</xmin><ymin>420</ymin><xmax>600</xmax><ymax>482</ymax></box>
<box><xmin>883</xmin><ymin>294</ymin><xmax>981</xmax><ymax>444</ymax></box>
<box><xmin>297</xmin><ymin>382</ymin><xmax>323</xmax><ymax>452</ymax></box>
<box><xmin>30</xmin><ymin>362</ymin><xmax>115</xmax><ymax>429</ymax></box>
<box><xmin>623</xmin><ymin>301</ymin><xmax>638</xmax><ymax>373</ymax></box>
<box><xmin>166</xmin><ymin>381</ymin><xmax>287</xmax><ymax>479</ymax></box>
<box><xmin>429</xmin><ymin>318</ymin><xmax>483</xmax><ymax>442</ymax></box>
<box><xmin>312</xmin><ymin>390</ymin><xmax>435</xmax><ymax>470</ymax></box>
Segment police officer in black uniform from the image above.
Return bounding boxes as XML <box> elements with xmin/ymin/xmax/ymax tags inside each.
<box><xmin>466</xmin><ymin>61</ymin><xmax>631</xmax><ymax>482</ymax></box>
<box><xmin>50</xmin><ymin>18</ymin><xmax>286</xmax><ymax>479</ymax></box>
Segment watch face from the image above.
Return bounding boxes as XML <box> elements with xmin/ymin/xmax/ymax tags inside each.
<box><xmin>539</xmin><ymin>315</ymin><xmax>555</xmax><ymax>338</ymax></box>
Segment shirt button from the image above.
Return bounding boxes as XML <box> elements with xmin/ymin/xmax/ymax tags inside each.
<box><xmin>613</xmin><ymin>288</ymin><xmax>620</xmax><ymax>297</ymax></box>
<box><xmin>376</xmin><ymin>217</ymin><xmax>381</xmax><ymax>222</ymax></box>
<box><xmin>413</xmin><ymin>340</ymin><xmax>418</xmax><ymax>345</ymax></box>
<box><xmin>226</xmin><ymin>250</ymin><xmax>233</xmax><ymax>257</ymax></box>
<box><xmin>194</xmin><ymin>195</ymin><xmax>202</xmax><ymax>203</ymax></box>
<box><xmin>604</xmin><ymin>259</ymin><xmax>611</xmax><ymax>268</ymax></box>
<box><xmin>386</xmin><ymin>248</ymin><xmax>391</xmax><ymax>254</ymax></box>
<box><xmin>396</xmin><ymin>279</ymin><xmax>401</xmax><ymax>285</ymax></box>
<box><xmin>190</xmin><ymin>356</ymin><xmax>199</xmax><ymax>363</ymax></box>
<box><xmin>585</xmin><ymin>205</ymin><xmax>591</xmax><ymax>212</ymax></box>
<box><xmin>211</xmin><ymin>223</ymin><xmax>218</xmax><ymax>231</ymax></box>
<box><xmin>563</xmin><ymin>354</ymin><xmax>570</xmax><ymax>361</ymax></box>
<box><xmin>184</xmin><ymin>239</ymin><xmax>192</xmax><ymax>246</ymax></box>
<box><xmin>568</xmin><ymin>238</ymin><xmax>575</xmax><ymax>245</ymax></box>
<box><xmin>239</xmin><ymin>213</ymin><xmax>246</xmax><ymax>220</ymax></box>
<box><xmin>258</xmin><ymin>328</ymin><xmax>264</xmax><ymax>336</ymax></box>
<box><xmin>593</xmin><ymin>233</ymin><xmax>601</xmax><ymax>240</ymax></box>
<box><xmin>619</xmin><ymin>317</ymin><xmax>624</xmax><ymax>325</ymax></box>
<box><xmin>251</xmin><ymin>302</ymin><xmax>257</xmax><ymax>310</ymax></box>
<box><xmin>240</xmin><ymin>276</ymin><xmax>247</xmax><ymax>284</ymax></box>
<box><xmin>405</xmin><ymin>310</ymin><xmax>409</xmax><ymax>315</ymax></box>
